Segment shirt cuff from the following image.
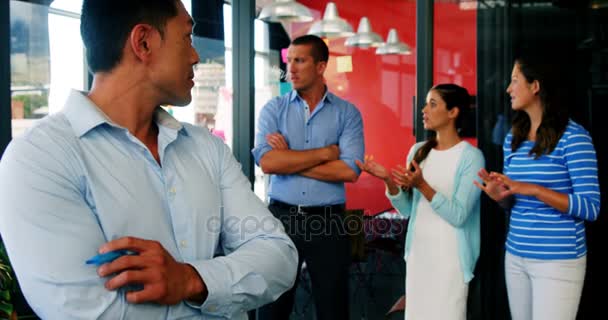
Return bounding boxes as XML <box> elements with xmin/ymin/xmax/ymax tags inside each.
<box><xmin>187</xmin><ymin>258</ymin><xmax>234</xmax><ymax>317</ymax></box>
<box><xmin>251</xmin><ymin>145</ymin><xmax>273</xmax><ymax>166</ymax></box>
<box><xmin>341</xmin><ymin>158</ymin><xmax>361</xmax><ymax>175</ymax></box>
<box><xmin>567</xmin><ymin>194</ymin><xmax>575</xmax><ymax>216</ymax></box>
<box><xmin>429</xmin><ymin>192</ymin><xmax>445</xmax><ymax>210</ymax></box>
<box><xmin>385</xmin><ymin>186</ymin><xmax>403</xmax><ymax>200</ymax></box>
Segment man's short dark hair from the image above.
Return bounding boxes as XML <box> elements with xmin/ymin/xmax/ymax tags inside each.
<box><xmin>81</xmin><ymin>0</ymin><xmax>179</xmax><ymax>73</ymax></box>
<box><xmin>291</xmin><ymin>35</ymin><xmax>329</xmax><ymax>63</ymax></box>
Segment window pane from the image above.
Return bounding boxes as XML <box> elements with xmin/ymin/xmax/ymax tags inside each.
<box><xmin>189</xmin><ymin>36</ymin><xmax>231</xmax><ymax>146</ymax></box>
<box><xmin>48</xmin><ymin>13</ymin><xmax>85</xmax><ymax>114</ymax></box>
<box><xmin>50</xmin><ymin>0</ymin><xmax>82</xmax><ymax>14</ymax></box>
<box><xmin>10</xmin><ymin>1</ymin><xmax>86</xmax><ymax>138</ymax></box>
<box><xmin>253</xmin><ymin>50</ymin><xmax>280</xmax><ymax>200</ymax></box>
<box><xmin>10</xmin><ymin>1</ymin><xmax>50</xmax><ymax>137</ymax></box>
<box><xmin>170</xmin><ymin>4</ymin><xmax>231</xmax><ymax>149</ymax></box>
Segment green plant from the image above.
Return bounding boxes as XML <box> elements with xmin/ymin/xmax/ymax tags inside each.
<box><xmin>12</xmin><ymin>93</ymin><xmax>48</xmax><ymax>118</ymax></box>
<box><xmin>0</xmin><ymin>243</ymin><xmax>15</xmax><ymax>319</ymax></box>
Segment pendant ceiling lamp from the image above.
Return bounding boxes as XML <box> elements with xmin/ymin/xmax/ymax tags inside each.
<box><xmin>345</xmin><ymin>17</ymin><xmax>383</xmax><ymax>48</ymax></box>
<box><xmin>308</xmin><ymin>2</ymin><xmax>354</xmax><ymax>38</ymax></box>
<box><xmin>590</xmin><ymin>0</ymin><xmax>608</xmax><ymax>8</ymax></box>
<box><xmin>376</xmin><ymin>28</ymin><xmax>412</xmax><ymax>55</ymax></box>
<box><xmin>258</xmin><ymin>0</ymin><xmax>313</xmax><ymax>23</ymax></box>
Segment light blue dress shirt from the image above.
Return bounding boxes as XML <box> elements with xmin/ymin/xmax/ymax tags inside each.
<box><xmin>0</xmin><ymin>90</ymin><xmax>297</xmax><ymax>319</ymax></box>
<box><xmin>251</xmin><ymin>90</ymin><xmax>364</xmax><ymax>206</ymax></box>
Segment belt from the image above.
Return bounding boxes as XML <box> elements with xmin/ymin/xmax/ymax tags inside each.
<box><xmin>269</xmin><ymin>199</ymin><xmax>345</xmax><ymax>215</ymax></box>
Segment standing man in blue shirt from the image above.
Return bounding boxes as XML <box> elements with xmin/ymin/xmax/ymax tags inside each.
<box><xmin>0</xmin><ymin>1</ymin><xmax>297</xmax><ymax>319</ymax></box>
<box><xmin>252</xmin><ymin>34</ymin><xmax>365</xmax><ymax>320</ymax></box>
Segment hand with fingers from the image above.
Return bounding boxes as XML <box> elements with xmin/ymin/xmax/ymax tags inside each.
<box><xmin>392</xmin><ymin>160</ymin><xmax>423</xmax><ymax>190</ymax></box>
<box><xmin>355</xmin><ymin>154</ymin><xmax>390</xmax><ymax>181</ymax></box>
<box><xmin>489</xmin><ymin>171</ymin><xmax>537</xmax><ymax>197</ymax></box>
<box><xmin>96</xmin><ymin>237</ymin><xmax>206</xmax><ymax>305</ymax></box>
<box><xmin>266</xmin><ymin>133</ymin><xmax>289</xmax><ymax>150</ymax></box>
<box><xmin>356</xmin><ymin>155</ymin><xmax>403</xmax><ymax>195</ymax></box>
<box><xmin>473</xmin><ymin>168</ymin><xmax>512</xmax><ymax>201</ymax></box>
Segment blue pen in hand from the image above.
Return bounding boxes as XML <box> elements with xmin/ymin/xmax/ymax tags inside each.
<box><xmin>85</xmin><ymin>250</ymin><xmax>136</xmax><ymax>266</ymax></box>
<box><xmin>87</xmin><ymin>250</ymin><xmax>143</xmax><ymax>292</ymax></box>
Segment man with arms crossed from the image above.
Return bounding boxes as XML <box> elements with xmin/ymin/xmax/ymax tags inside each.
<box><xmin>252</xmin><ymin>34</ymin><xmax>364</xmax><ymax>320</ymax></box>
<box><xmin>0</xmin><ymin>1</ymin><xmax>297</xmax><ymax>319</ymax></box>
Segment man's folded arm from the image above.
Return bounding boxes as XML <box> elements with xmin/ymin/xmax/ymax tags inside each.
<box><xmin>186</xmin><ymin>141</ymin><xmax>298</xmax><ymax>317</ymax></box>
<box><xmin>300</xmin><ymin>104</ymin><xmax>364</xmax><ymax>183</ymax></box>
<box><xmin>258</xmin><ymin>147</ymin><xmax>337</xmax><ymax>175</ymax></box>
<box><xmin>299</xmin><ymin>160</ymin><xmax>358</xmax><ymax>182</ymax></box>
<box><xmin>0</xmin><ymin>138</ymin><xmax>187</xmax><ymax>320</ymax></box>
<box><xmin>253</xmin><ymin>99</ymin><xmax>338</xmax><ymax>175</ymax></box>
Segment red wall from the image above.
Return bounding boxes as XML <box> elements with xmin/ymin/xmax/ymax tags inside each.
<box><xmin>434</xmin><ymin>3</ymin><xmax>477</xmax><ymax>148</ymax></box>
<box><xmin>434</xmin><ymin>3</ymin><xmax>477</xmax><ymax>95</ymax></box>
<box><xmin>290</xmin><ymin>1</ymin><xmax>476</xmax><ymax>215</ymax></box>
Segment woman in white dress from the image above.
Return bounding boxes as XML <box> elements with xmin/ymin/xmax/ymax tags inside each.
<box><xmin>356</xmin><ymin>84</ymin><xmax>485</xmax><ymax>320</ymax></box>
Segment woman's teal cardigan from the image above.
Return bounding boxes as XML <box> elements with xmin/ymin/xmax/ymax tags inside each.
<box><xmin>386</xmin><ymin>141</ymin><xmax>485</xmax><ymax>283</ymax></box>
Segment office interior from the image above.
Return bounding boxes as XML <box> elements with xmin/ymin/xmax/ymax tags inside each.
<box><xmin>0</xmin><ymin>0</ymin><xmax>607</xmax><ymax>319</ymax></box>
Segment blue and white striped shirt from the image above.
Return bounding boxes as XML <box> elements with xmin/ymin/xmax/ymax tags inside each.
<box><xmin>504</xmin><ymin>120</ymin><xmax>600</xmax><ymax>260</ymax></box>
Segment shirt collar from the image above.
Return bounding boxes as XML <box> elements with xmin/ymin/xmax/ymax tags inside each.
<box><xmin>154</xmin><ymin>107</ymin><xmax>186</xmax><ymax>134</ymax></box>
<box><xmin>62</xmin><ymin>89</ymin><xmax>187</xmax><ymax>138</ymax></box>
<box><xmin>289</xmin><ymin>86</ymin><xmax>333</xmax><ymax>105</ymax></box>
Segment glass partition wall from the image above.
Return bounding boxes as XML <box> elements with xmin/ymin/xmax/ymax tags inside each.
<box><xmin>2</xmin><ymin>1</ymin><xmax>607</xmax><ymax>319</ymax></box>
<box><xmin>254</xmin><ymin>0</ymin><xmax>419</xmax><ymax>217</ymax></box>
<box><xmin>476</xmin><ymin>2</ymin><xmax>608</xmax><ymax>319</ymax></box>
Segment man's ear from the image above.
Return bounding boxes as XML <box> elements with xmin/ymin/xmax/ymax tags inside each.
<box><xmin>316</xmin><ymin>60</ymin><xmax>327</xmax><ymax>75</ymax></box>
<box><xmin>129</xmin><ymin>24</ymin><xmax>158</xmax><ymax>62</ymax></box>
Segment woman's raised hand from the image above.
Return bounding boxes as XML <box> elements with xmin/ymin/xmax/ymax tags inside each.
<box><xmin>393</xmin><ymin>160</ymin><xmax>422</xmax><ymax>190</ymax></box>
<box><xmin>474</xmin><ymin>168</ymin><xmax>511</xmax><ymax>201</ymax></box>
<box><xmin>356</xmin><ymin>155</ymin><xmax>390</xmax><ymax>181</ymax></box>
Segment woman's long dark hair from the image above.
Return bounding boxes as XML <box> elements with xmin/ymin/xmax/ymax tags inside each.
<box><xmin>412</xmin><ymin>83</ymin><xmax>471</xmax><ymax>166</ymax></box>
<box><xmin>510</xmin><ymin>56</ymin><xmax>569</xmax><ymax>158</ymax></box>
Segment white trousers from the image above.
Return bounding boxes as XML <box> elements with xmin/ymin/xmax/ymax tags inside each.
<box><xmin>505</xmin><ymin>252</ymin><xmax>586</xmax><ymax>320</ymax></box>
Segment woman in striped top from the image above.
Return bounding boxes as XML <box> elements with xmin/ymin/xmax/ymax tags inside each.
<box><xmin>475</xmin><ymin>56</ymin><xmax>600</xmax><ymax>320</ymax></box>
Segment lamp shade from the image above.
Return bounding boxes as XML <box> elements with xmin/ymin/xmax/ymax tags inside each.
<box><xmin>345</xmin><ymin>17</ymin><xmax>383</xmax><ymax>48</ymax></box>
<box><xmin>308</xmin><ymin>2</ymin><xmax>354</xmax><ymax>38</ymax></box>
<box><xmin>591</xmin><ymin>0</ymin><xmax>608</xmax><ymax>8</ymax></box>
<box><xmin>376</xmin><ymin>28</ymin><xmax>411</xmax><ymax>55</ymax></box>
<box><xmin>258</xmin><ymin>0</ymin><xmax>313</xmax><ymax>23</ymax></box>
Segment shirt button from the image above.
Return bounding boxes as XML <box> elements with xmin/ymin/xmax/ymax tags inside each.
<box><xmin>169</xmin><ymin>187</ymin><xmax>176</xmax><ymax>195</ymax></box>
<box><xmin>180</xmin><ymin>240</ymin><xmax>187</xmax><ymax>248</ymax></box>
